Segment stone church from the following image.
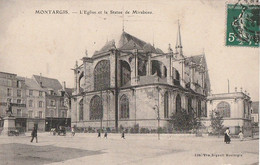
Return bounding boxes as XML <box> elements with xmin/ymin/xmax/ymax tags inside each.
<box><xmin>71</xmin><ymin>25</ymin><xmax>211</xmax><ymax>132</ymax></box>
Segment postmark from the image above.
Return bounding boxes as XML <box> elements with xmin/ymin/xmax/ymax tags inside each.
<box><xmin>226</xmin><ymin>4</ymin><xmax>260</xmax><ymax>47</ymax></box>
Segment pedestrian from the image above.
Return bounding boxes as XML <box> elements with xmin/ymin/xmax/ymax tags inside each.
<box><xmin>238</xmin><ymin>131</ymin><xmax>244</xmax><ymax>141</ymax></box>
<box><xmin>121</xmin><ymin>130</ymin><xmax>125</xmax><ymax>139</ymax></box>
<box><xmin>30</xmin><ymin>126</ymin><xmax>38</xmax><ymax>143</ymax></box>
<box><xmin>71</xmin><ymin>126</ymin><xmax>75</xmax><ymax>136</ymax></box>
<box><xmin>97</xmin><ymin>130</ymin><xmax>101</xmax><ymax>138</ymax></box>
<box><xmin>224</xmin><ymin>127</ymin><xmax>231</xmax><ymax>144</ymax></box>
<box><xmin>104</xmin><ymin>131</ymin><xmax>107</xmax><ymax>138</ymax></box>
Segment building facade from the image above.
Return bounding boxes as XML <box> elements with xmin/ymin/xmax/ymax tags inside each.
<box><xmin>251</xmin><ymin>101</ymin><xmax>259</xmax><ymax>124</ymax></box>
<box><xmin>0</xmin><ymin>72</ymin><xmax>27</xmax><ymax>130</ymax></box>
<box><xmin>32</xmin><ymin>75</ymin><xmax>70</xmax><ymax>131</ymax></box>
<box><xmin>71</xmin><ymin>27</ymin><xmax>211</xmax><ymax>131</ymax></box>
<box><xmin>0</xmin><ymin>72</ymin><xmax>71</xmax><ymax>132</ymax></box>
<box><xmin>24</xmin><ymin>77</ymin><xmax>46</xmax><ymax>131</ymax></box>
<box><xmin>205</xmin><ymin>91</ymin><xmax>252</xmax><ymax>136</ymax></box>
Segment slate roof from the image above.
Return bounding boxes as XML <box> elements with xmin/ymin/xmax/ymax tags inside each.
<box><xmin>33</xmin><ymin>75</ymin><xmax>62</xmax><ymax>92</ymax></box>
<box><xmin>24</xmin><ymin>77</ymin><xmax>44</xmax><ymax>91</ymax></box>
<box><xmin>118</xmin><ymin>31</ymin><xmax>147</xmax><ymax>49</ymax></box>
<box><xmin>65</xmin><ymin>88</ymin><xmax>73</xmax><ymax>96</ymax></box>
<box><xmin>93</xmin><ymin>40</ymin><xmax>116</xmax><ymax>56</ymax></box>
<box><xmin>92</xmin><ymin>31</ymin><xmax>160</xmax><ymax>57</ymax></box>
<box><xmin>186</xmin><ymin>55</ymin><xmax>204</xmax><ymax>65</ymax></box>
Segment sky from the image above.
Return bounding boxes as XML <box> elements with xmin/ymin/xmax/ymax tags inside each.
<box><xmin>0</xmin><ymin>0</ymin><xmax>259</xmax><ymax>101</ymax></box>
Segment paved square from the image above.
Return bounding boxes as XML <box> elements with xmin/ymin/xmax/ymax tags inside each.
<box><xmin>0</xmin><ymin>133</ymin><xmax>258</xmax><ymax>165</ymax></box>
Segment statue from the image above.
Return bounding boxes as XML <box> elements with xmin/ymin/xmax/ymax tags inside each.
<box><xmin>6</xmin><ymin>99</ymin><xmax>13</xmax><ymax>116</ymax></box>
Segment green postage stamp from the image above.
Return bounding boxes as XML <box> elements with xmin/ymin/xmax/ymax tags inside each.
<box><xmin>226</xmin><ymin>4</ymin><xmax>260</xmax><ymax>47</ymax></box>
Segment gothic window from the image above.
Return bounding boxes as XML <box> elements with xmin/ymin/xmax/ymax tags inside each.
<box><xmin>120</xmin><ymin>60</ymin><xmax>131</xmax><ymax>87</ymax></box>
<box><xmin>151</xmin><ymin>60</ymin><xmax>164</xmax><ymax>78</ymax></box>
<box><xmin>79</xmin><ymin>72</ymin><xmax>84</xmax><ymax>89</ymax></box>
<box><xmin>198</xmin><ymin>100</ymin><xmax>201</xmax><ymax>117</ymax></box>
<box><xmin>176</xmin><ymin>94</ymin><xmax>181</xmax><ymax>113</ymax></box>
<box><xmin>79</xmin><ymin>99</ymin><xmax>83</xmax><ymax>121</ymax></box>
<box><xmin>138</xmin><ymin>58</ymin><xmax>147</xmax><ymax>76</ymax></box>
<box><xmin>175</xmin><ymin>70</ymin><xmax>180</xmax><ymax>81</ymax></box>
<box><xmin>216</xmin><ymin>101</ymin><xmax>230</xmax><ymax>118</ymax></box>
<box><xmin>164</xmin><ymin>92</ymin><xmax>169</xmax><ymax>118</ymax></box>
<box><xmin>188</xmin><ymin>97</ymin><xmax>192</xmax><ymax>114</ymax></box>
<box><xmin>120</xmin><ymin>95</ymin><xmax>129</xmax><ymax>119</ymax></box>
<box><xmin>94</xmin><ymin>60</ymin><xmax>110</xmax><ymax>90</ymax></box>
<box><xmin>173</xmin><ymin>67</ymin><xmax>180</xmax><ymax>85</ymax></box>
<box><xmin>90</xmin><ymin>95</ymin><xmax>103</xmax><ymax>120</ymax></box>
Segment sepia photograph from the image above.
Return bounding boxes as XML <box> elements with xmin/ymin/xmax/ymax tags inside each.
<box><xmin>0</xmin><ymin>0</ymin><xmax>259</xmax><ymax>164</ymax></box>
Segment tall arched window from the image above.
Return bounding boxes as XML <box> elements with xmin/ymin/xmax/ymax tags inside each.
<box><xmin>90</xmin><ymin>95</ymin><xmax>103</xmax><ymax>120</ymax></box>
<box><xmin>198</xmin><ymin>100</ymin><xmax>201</xmax><ymax>117</ymax></box>
<box><xmin>79</xmin><ymin>72</ymin><xmax>84</xmax><ymax>90</ymax></box>
<box><xmin>120</xmin><ymin>95</ymin><xmax>129</xmax><ymax>119</ymax></box>
<box><xmin>176</xmin><ymin>94</ymin><xmax>181</xmax><ymax>113</ymax></box>
<box><xmin>173</xmin><ymin>67</ymin><xmax>180</xmax><ymax>85</ymax></box>
<box><xmin>188</xmin><ymin>97</ymin><xmax>192</xmax><ymax>114</ymax></box>
<box><xmin>164</xmin><ymin>92</ymin><xmax>169</xmax><ymax>118</ymax></box>
<box><xmin>216</xmin><ymin>101</ymin><xmax>230</xmax><ymax>117</ymax></box>
<box><xmin>151</xmin><ymin>60</ymin><xmax>166</xmax><ymax>78</ymax></box>
<box><xmin>79</xmin><ymin>99</ymin><xmax>83</xmax><ymax>121</ymax></box>
<box><xmin>94</xmin><ymin>60</ymin><xmax>110</xmax><ymax>90</ymax></box>
<box><xmin>120</xmin><ymin>60</ymin><xmax>131</xmax><ymax>87</ymax></box>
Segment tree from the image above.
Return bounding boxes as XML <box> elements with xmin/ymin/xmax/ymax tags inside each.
<box><xmin>170</xmin><ymin>108</ymin><xmax>193</xmax><ymax>132</ymax></box>
<box><xmin>210</xmin><ymin>110</ymin><xmax>224</xmax><ymax>137</ymax></box>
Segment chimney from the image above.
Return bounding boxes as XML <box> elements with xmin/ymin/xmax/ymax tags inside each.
<box><xmin>62</xmin><ymin>81</ymin><xmax>66</xmax><ymax>91</ymax></box>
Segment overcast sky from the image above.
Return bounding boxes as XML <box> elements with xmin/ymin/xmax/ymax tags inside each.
<box><xmin>0</xmin><ymin>0</ymin><xmax>259</xmax><ymax>101</ymax></box>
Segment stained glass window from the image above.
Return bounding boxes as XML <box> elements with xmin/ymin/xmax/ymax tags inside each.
<box><xmin>94</xmin><ymin>60</ymin><xmax>110</xmax><ymax>90</ymax></box>
<box><xmin>176</xmin><ymin>94</ymin><xmax>181</xmax><ymax>113</ymax></box>
<box><xmin>79</xmin><ymin>99</ymin><xmax>83</xmax><ymax>121</ymax></box>
<box><xmin>216</xmin><ymin>101</ymin><xmax>230</xmax><ymax>117</ymax></box>
<box><xmin>120</xmin><ymin>95</ymin><xmax>129</xmax><ymax>119</ymax></box>
<box><xmin>164</xmin><ymin>92</ymin><xmax>169</xmax><ymax>118</ymax></box>
<box><xmin>90</xmin><ymin>95</ymin><xmax>103</xmax><ymax>120</ymax></box>
<box><xmin>188</xmin><ymin>97</ymin><xmax>192</xmax><ymax>114</ymax></box>
<box><xmin>120</xmin><ymin>61</ymin><xmax>131</xmax><ymax>87</ymax></box>
<box><xmin>198</xmin><ymin>100</ymin><xmax>201</xmax><ymax>117</ymax></box>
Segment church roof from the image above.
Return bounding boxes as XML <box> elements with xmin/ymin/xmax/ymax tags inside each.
<box><xmin>92</xmin><ymin>31</ymin><xmax>159</xmax><ymax>57</ymax></box>
<box><xmin>186</xmin><ymin>55</ymin><xmax>204</xmax><ymax>66</ymax></box>
<box><xmin>118</xmin><ymin>31</ymin><xmax>147</xmax><ymax>50</ymax></box>
<box><xmin>93</xmin><ymin>40</ymin><xmax>116</xmax><ymax>56</ymax></box>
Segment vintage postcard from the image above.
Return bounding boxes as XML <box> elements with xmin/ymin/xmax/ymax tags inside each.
<box><xmin>0</xmin><ymin>0</ymin><xmax>259</xmax><ymax>165</ymax></box>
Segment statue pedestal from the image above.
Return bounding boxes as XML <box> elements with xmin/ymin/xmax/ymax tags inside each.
<box><xmin>1</xmin><ymin>116</ymin><xmax>16</xmax><ymax>136</ymax></box>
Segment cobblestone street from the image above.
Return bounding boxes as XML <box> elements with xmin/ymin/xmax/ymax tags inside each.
<box><xmin>0</xmin><ymin>133</ymin><xmax>258</xmax><ymax>165</ymax></box>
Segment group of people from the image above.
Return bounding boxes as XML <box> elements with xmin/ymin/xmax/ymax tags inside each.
<box><xmin>98</xmin><ymin>130</ymin><xmax>125</xmax><ymax>139</ymax></box>
<box><xmin>224</xmin><ymin>127</ymin><xmax>244</xmax><ymax>144</ymax></box>
<box><xmin>31</xmin><ymin>126</ymin><xmax>245</xmax><ymax>144</ymax></box>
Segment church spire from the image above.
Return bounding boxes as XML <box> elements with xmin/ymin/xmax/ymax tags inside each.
<box><xmin>175</xmin><ymin>20</ymin><xmax>183</xmax><ymax>55</ymax></box>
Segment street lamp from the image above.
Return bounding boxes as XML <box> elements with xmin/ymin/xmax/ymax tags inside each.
<box><xmin>153</xmin><ymin>105</ymin><xmax>160</xmax><ymax>140</ymax></box>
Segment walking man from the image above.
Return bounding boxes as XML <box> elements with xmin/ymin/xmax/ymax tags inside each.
<box><xmin>71</xmin><ymin>126</ymin><xmax>75</xmax><ymax>136</ymax></box>
<box><xmin>30</xmin><ymin>126</ymin><xmax>38</xmax><ymax>143</ymax></box>
<box><xmin>104</xmin><ymin>130</ymin><xmax>107</xmax><ymax>139</ymax></box>
<box><xmin>121</xmin><ymin>130</ymin><xmax>125</xmax><ymax>139</ymax></box>
<box><xmin>97</xmin><ymin>130</ymin><xmax>101</xmax><ymax>138</ymax></box>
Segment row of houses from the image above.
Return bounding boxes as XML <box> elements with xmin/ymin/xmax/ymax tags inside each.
<box><xmin>0</xmin><ymin>72</ymin><xmax>72</xmax><ymax>131</ymax></box>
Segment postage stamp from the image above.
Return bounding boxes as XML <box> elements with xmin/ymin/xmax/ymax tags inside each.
<box><xmin>226</xmin><ymin>4</ymin><xmax>260</xmax><ymax>47</ymax></box>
